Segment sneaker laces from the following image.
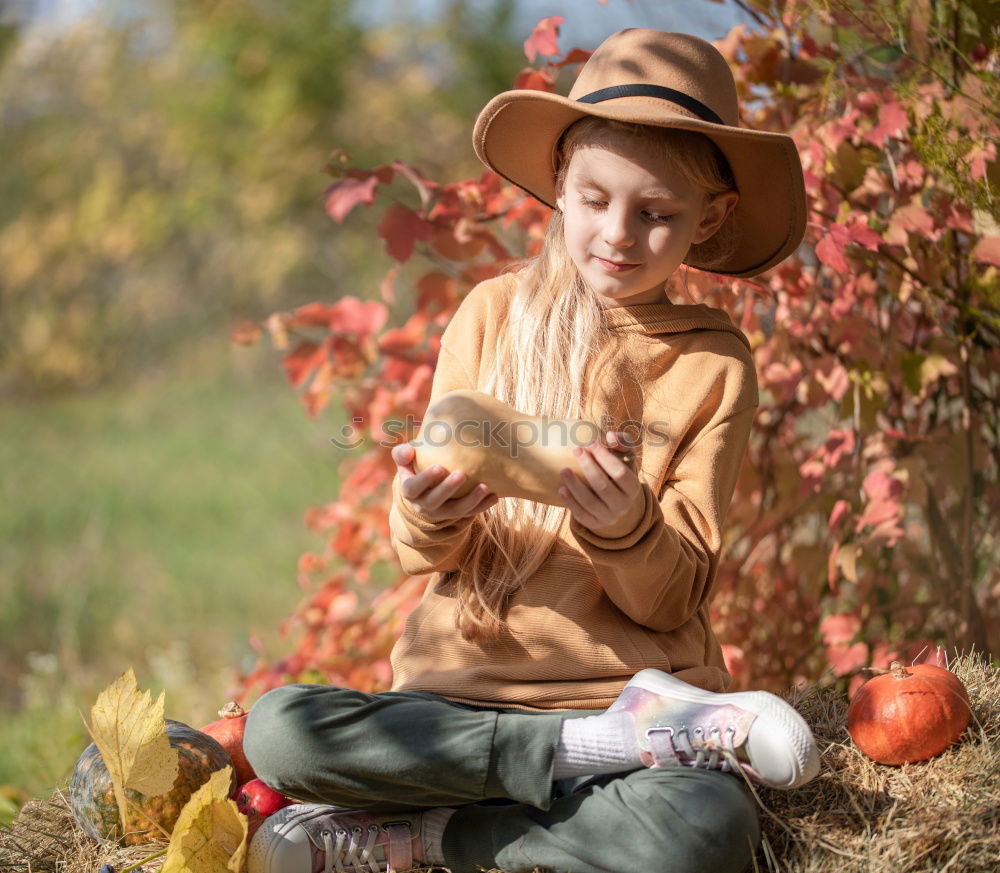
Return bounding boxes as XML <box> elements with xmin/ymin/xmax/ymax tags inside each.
<box><xmin>320</xmin><ymin>823</ymin><xmax>383</xmax><ymax>873</ymax></box>
<box><xmin>646</xmin><ymin>724</ymin><xmax>741</xmax><ymax>772</ymax></box>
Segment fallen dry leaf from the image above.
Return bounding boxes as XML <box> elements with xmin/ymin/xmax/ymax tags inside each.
<box><xmin>84</xmin><ymin>667</ymin><xmax>179</xmax><ymax>834</ymax></box>
<box><xmin>161</xmin><ymin>766</ymin><xmax>248</xmax><ymax>873</ymax></box>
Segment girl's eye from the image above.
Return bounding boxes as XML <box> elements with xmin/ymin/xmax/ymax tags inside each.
<box><xmin>643</xmin><ymin>211</ymin><xmax>674</xmax><ymax>223</ymax></box>
<box><xmin>579</xmin><ymin>196</ymin><xmax>607</xmax><ymax>209</ymax></box>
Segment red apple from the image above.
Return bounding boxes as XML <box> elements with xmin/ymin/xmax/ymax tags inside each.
<box><xmin>236</xmin><ymin>778</ymin><xmax>294</xmax><ymax>840</ymax></box>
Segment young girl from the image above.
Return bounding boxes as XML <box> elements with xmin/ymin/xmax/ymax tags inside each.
<box><xmin>244</xmin><ymin>29</ymin><xmax>818</xmax><ymax>873</ymax></box>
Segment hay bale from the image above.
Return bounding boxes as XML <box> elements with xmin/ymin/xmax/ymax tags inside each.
<box><xmin>753</xmin><ymin>651</ymin><xmax>1000</xmax><ymax>872</ymax></box>
<box><xmin>2</xmin><ymin>653</ymin><xmax>996</xmax><ymax>872</ymax></box>
<box><xmin>0</xmin><ymin>789</ymin><xmax>167</xmax><ymax>873</ymax></box>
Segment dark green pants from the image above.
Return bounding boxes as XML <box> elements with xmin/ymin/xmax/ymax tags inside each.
<box><xmin>243</xmin><ymin>684</ymin><xmax>760</xmax><ymax>873</ymax></box>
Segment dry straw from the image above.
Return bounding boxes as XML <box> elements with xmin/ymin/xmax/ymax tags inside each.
<box><xmin>2</xmin><ymin>651</ymin><xmax>997</xmax><ymax>873</ymax></box>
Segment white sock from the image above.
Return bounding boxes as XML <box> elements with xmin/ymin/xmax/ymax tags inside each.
<box><xmin>551</xmin><ymin>711</ymin><xmax>642</xmax><ymax>779</ymax></box>
<box><xmin>420</xmin><ymin>807</ymin><xmax>455</xmax><ymax>866</ymax></box>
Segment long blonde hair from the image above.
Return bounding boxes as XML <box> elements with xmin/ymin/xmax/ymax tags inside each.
<box><xmin>450</xmin><ymin>118</ymin><xmax>739</xmax><ymax>642</ymax></box>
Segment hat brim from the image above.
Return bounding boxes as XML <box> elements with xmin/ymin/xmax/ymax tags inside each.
<box><xmin>473</xmin><ymin>90</ymin><xmax>806</xmax><ymax>278</ymax></box>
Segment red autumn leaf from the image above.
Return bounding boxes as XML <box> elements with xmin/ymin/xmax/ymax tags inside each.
<box><xmin>398</xmin><ymin>362</ymin><xmax>434</xmax><ymax>408</ymax></box>
<box><xmin>378</xmin><ymin>204</ymin><xmax>433</xmax><ymax>263</ymax></box>
<box><xmin>430</xmin><ymin>223</ymin><xmax>486</xmax><ymax>261</ymax></box>
<box><xmin>297</xmin><ymin>552</ymin><xmax>328</xmax><ymax>575</ymax></box>
<box><xmin>972</xmin><ymin>236</ymin><xmax>1000</xmax><ymax>266</ymax></box>
<box><xmin>378</xmin><ymin>326</ymin><xmax>422</xmax><ymax>359</ymax></box>
<box><xmin>816</xmin><ymin>220</ymin><xmax>881</xmax><ymax>273</ymax></box>
<box><xmin>554</xmin><ymin>48</ymin><xmax>593</xmax><ymax>68</ymax></box>
<box><xmin>721</xmin><ymin>644</ymin><xmax>747</xmax><ymax>681</ymax></box>
<box><xmin>815</xmin><ymin>226</ymin><xmax>851</xmax><ymax>273</ymax></box>
<box><xmin>845</xmin><ymin>218</ymin><xmax>882</xmax><ymax>251</ymax></box>
<box><xmin>814</xmin><ymin>355</ymin><xmax>850</xmax><ymax>401</ymax></box>
<box><xmin>826</xmin><ymin>108</ymin><xmax>862</xmax><ymax>150</ymax></box>
<box><xmin>415</xmin><ymin>271</ymin><xmax>455</xmax><ymax>313</ymax></box>
<box><xmin>301</xmin><ymin>359</ymin><xmax>336</xmax><ymax>419</ymax></box>
<box><xmin>325</xmin><ymin>175</ymin><xmax>380</xmax><ymax>223</ymax></box>
<box><xmin>820</xmin><ymin>613</ymin><xmax>868</xmax><ymax>676</ymax></box>
<box><xmin>339</xmin><ymin>453</ymin><xmax>395</xmax><ymax>499</ymax></box>
<box><xmin>513</xmin><ymin>67</ymin><xmax>557</xmax><ymax>92</ymax></box>
<box><xmin>828</xmin><ymin>499</ymin><xmax>851</xmax><ymax>533</ymax></box>
<box><xmin>524</xmin><ymin>15</ymin><xmax>563</xmax><ymax>61</ymax></box>
<box><xmin>862</xmin><ymin>469</ymin><xmax>903</xmax><ymax>501</ymax></box>
<box><xmin>965</xmin><ymin>142</ymin><xmax>996</xmax><ymax>181</ymax></box>
<box><xmin>325</xmin><ymin>335</ymin><xmax>368</xmax><ymax>378</ymax></box>
<box><xmin>380</xmin><ymin>355</ymin><xmax>423</xmax><ymax>387</ymax></box>
<box><xmin>328</xmin><ymin>297</ymin><xmax>389</xmax><ymax>339</ymax></box>
<box><xmin>325</xmin><ymin>591</ymin><xmax>359</xmax><ymax>623</ymax></box>
<box><xmin>713</xmin><ymin>25</ymin><xmax>745</xmax><ymax>62</ymax></box>
<box><xmin>855</xmin><ymin>471</ymin><xmax>904</xmax><ymax>544</ymax></box>
<box><xmin>863</xmin><ymin>100</ymin><xmax>909</xmax><ymax>146</ymax></box>
<box><xmin>391</xmin><ymin>159</ymin><xmax>438</xmax><ymax>209</ymax></box>
<box><xmin>826</xmin><ymin>641</ymin><xmax>870</xmax><ymax>676</ymax></box>
<box><xmin>820</xmin><ymin>612</ymin><xmax>861</xmax><ymax>645</ymax></box>
<box><xmin>292</xmin><ymin>302</ymin><xmax>341</xmax><ymax>329</ymax></box>
<box><xmin>281</xmin><ymin>342</ymin><xmax>324</xmax><ymax>388</ymax></box>
<box><xmin>885</xmin><ymin>199</ymin><xmax>938</xmax><ymax>245</ymax></box>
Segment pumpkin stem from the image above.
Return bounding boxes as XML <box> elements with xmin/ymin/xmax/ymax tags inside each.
<box><xmin>219</xmin><ymin>701</ymin><xmax>248</xmax><ymax>719</ymax></box>
<box><xmin>889</xmin><ymin>660</ymin><xmax>911</xmax><ymax>680</ymax></box>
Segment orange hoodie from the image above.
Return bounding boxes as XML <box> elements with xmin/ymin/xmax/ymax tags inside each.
<box><xmin>388</xmin><ymin>273</ymin><xmax>758</xmax><ymax>711</ymax></box>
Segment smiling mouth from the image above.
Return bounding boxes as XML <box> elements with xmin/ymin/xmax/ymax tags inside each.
<box><xmin>594</xmin><ymin>257</ymin><xmax>640</xmax><ymax>272</ymax></box>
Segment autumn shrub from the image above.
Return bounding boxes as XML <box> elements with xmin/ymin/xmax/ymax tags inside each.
<box><xmin>234</xmin><ymin>0</ymin><xmax>999</xmax><ymax>699</ymax></box>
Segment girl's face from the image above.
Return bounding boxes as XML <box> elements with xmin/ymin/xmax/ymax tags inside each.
<box><xmin>556</xmin><ymin>137</ymin><xmax>736</xmax><ymax>306</ymax></box>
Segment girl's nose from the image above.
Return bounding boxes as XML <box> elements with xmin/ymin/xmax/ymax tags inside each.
<box><xmin>602</xmin><ymin>207</ymin><xmax>635</xmax><ymax>248</ymax></box>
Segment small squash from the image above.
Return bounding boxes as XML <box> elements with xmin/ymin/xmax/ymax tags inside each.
<box><xmin>412</xmin><ymin>389</ymin><xmax>636</xmax><ymax>506</ymax></box>
<box><xmin>200</xmin><ymin>701</ymin><xmax>256</xmax><ymax>786</ymax></box>
<box><xmin>69</xmin><ymin>718</ymin><xmax>236</xmax><ymax>845</ymax></box>
<box><xmin>847</xmin><ymin>661</ymin><xmax>972</xmax><ymax>765</ymax></box>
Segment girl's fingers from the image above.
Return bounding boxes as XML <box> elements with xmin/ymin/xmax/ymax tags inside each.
<box><xmin>392</xmin><ymin>444</ymin><xmax>421</xmax><ymax>488</ymax></box>
<box><xmin>559</xmin><ymin>483</ymin><xmax>600</xmax><ymax>528</ymax></box>
<box><xmin>400</xmin><ymin>466</ymin><xmax>445</xmax><ymax>501</ymax></box>
<box><xmin>426</xmin><ymin>482</ymin><xmax>495</xmax><ymax>520</ymax></box>
<box><xmin>572</xmin><ymin>445</ymin><xmax>617</xmax><ymax>498</ymax></box>
<box><xmin>466</xmin><ymin>485</ymin><xmax>499</xmax><ymax>514</ymax></box>
<box><xmin>422</xmin><ymin>468</ymin><xmax>468</xmax><ymax>505</ymax></box>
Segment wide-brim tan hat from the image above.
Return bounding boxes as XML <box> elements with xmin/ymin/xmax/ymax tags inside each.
<box><xmin>473</xmin><ymin>29</ymin><xmax>806</xmax><ymax>278</ymax></box>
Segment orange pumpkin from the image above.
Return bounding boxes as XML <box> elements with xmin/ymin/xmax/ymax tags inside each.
<box><xmin>847</xmin><ymin>661</ymin><xmax>972</xmax><ymax>765</ymax></box>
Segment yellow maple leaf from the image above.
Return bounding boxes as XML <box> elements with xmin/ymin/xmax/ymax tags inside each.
<box><xmin>84</xmin><ymin>667</ymin><xmax>180</xmax><ymax>834</ymax></box>
<box><xmin>161</xmin><ymin>766</ymin><xmax>248</xmax><ymax>873</ymax></box>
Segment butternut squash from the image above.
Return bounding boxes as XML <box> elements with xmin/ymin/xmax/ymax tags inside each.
<box><xmin>411</xmin><ymin>389</ymin><xmax>636</xmax><ymax>506</ymax></box>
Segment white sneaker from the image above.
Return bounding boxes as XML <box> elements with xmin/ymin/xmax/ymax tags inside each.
<box><xmin>248</xmin><ymin>804</ymin><xmax>424</xmax><ymax>873</ymax></box>
<box><xmin>608</xmin><ymin>668</ymin><xmax>820</xmax><ymax>790</ymax></box>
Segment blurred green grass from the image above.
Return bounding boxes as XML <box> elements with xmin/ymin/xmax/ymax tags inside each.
<box><xmin>0</xmin><ymin>334</ymin><xmax>352</xmax><ymax>803</ymax></box>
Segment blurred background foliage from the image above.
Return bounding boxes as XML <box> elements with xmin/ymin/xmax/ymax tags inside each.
<box><xmin>0</xmin><ymin>0</ymin><xmax>533</xmax><ymax>807</ymax></box>
<box><xmin>0</xmin><ymin>0</ymin><xmax>527</xmax><ymax>394</ymax></box>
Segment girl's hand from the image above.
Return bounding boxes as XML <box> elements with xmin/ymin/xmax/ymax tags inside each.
<box><xmin>559</xmin><ymin>431</ymin><xmax>644</xmax><ymax>537</ymax></box>
<box><xmin>392</xmin><ymin>443</ymin><xmax>499</xmax><ymax>523</ymax></box>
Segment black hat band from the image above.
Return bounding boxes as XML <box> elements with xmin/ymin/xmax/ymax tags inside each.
<box><xmin>577</xmin><ymin>84</ymin><xmax>725</xmax><ymax>127</ymax></box>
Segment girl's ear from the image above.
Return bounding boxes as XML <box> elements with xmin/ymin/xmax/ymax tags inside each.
<box><xmin>692</xmin><ymin>191</ymin><xmax>739</xmax><ymax>244</ymax></box>
<box><xmin>555</xmin><ymin>180</ymin><xmax>566</xmax><ymax>213</ymax></box>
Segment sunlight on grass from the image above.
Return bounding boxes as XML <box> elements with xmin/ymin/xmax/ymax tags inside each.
<box><xmin>0</xmin><ymin>336</ymin><xmax>358</xmax><ymax>799</ymax></box>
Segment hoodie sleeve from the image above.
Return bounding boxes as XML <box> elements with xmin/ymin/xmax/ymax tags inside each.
<box><xmin>567</xmin><ymin>400</ymin><xmax>756</xmax><ymax>633</ymax></box>
<box><xmin>388</xmin><ymin>281</ymin><xmax>498</xmax><ymax>576</ymax></box>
